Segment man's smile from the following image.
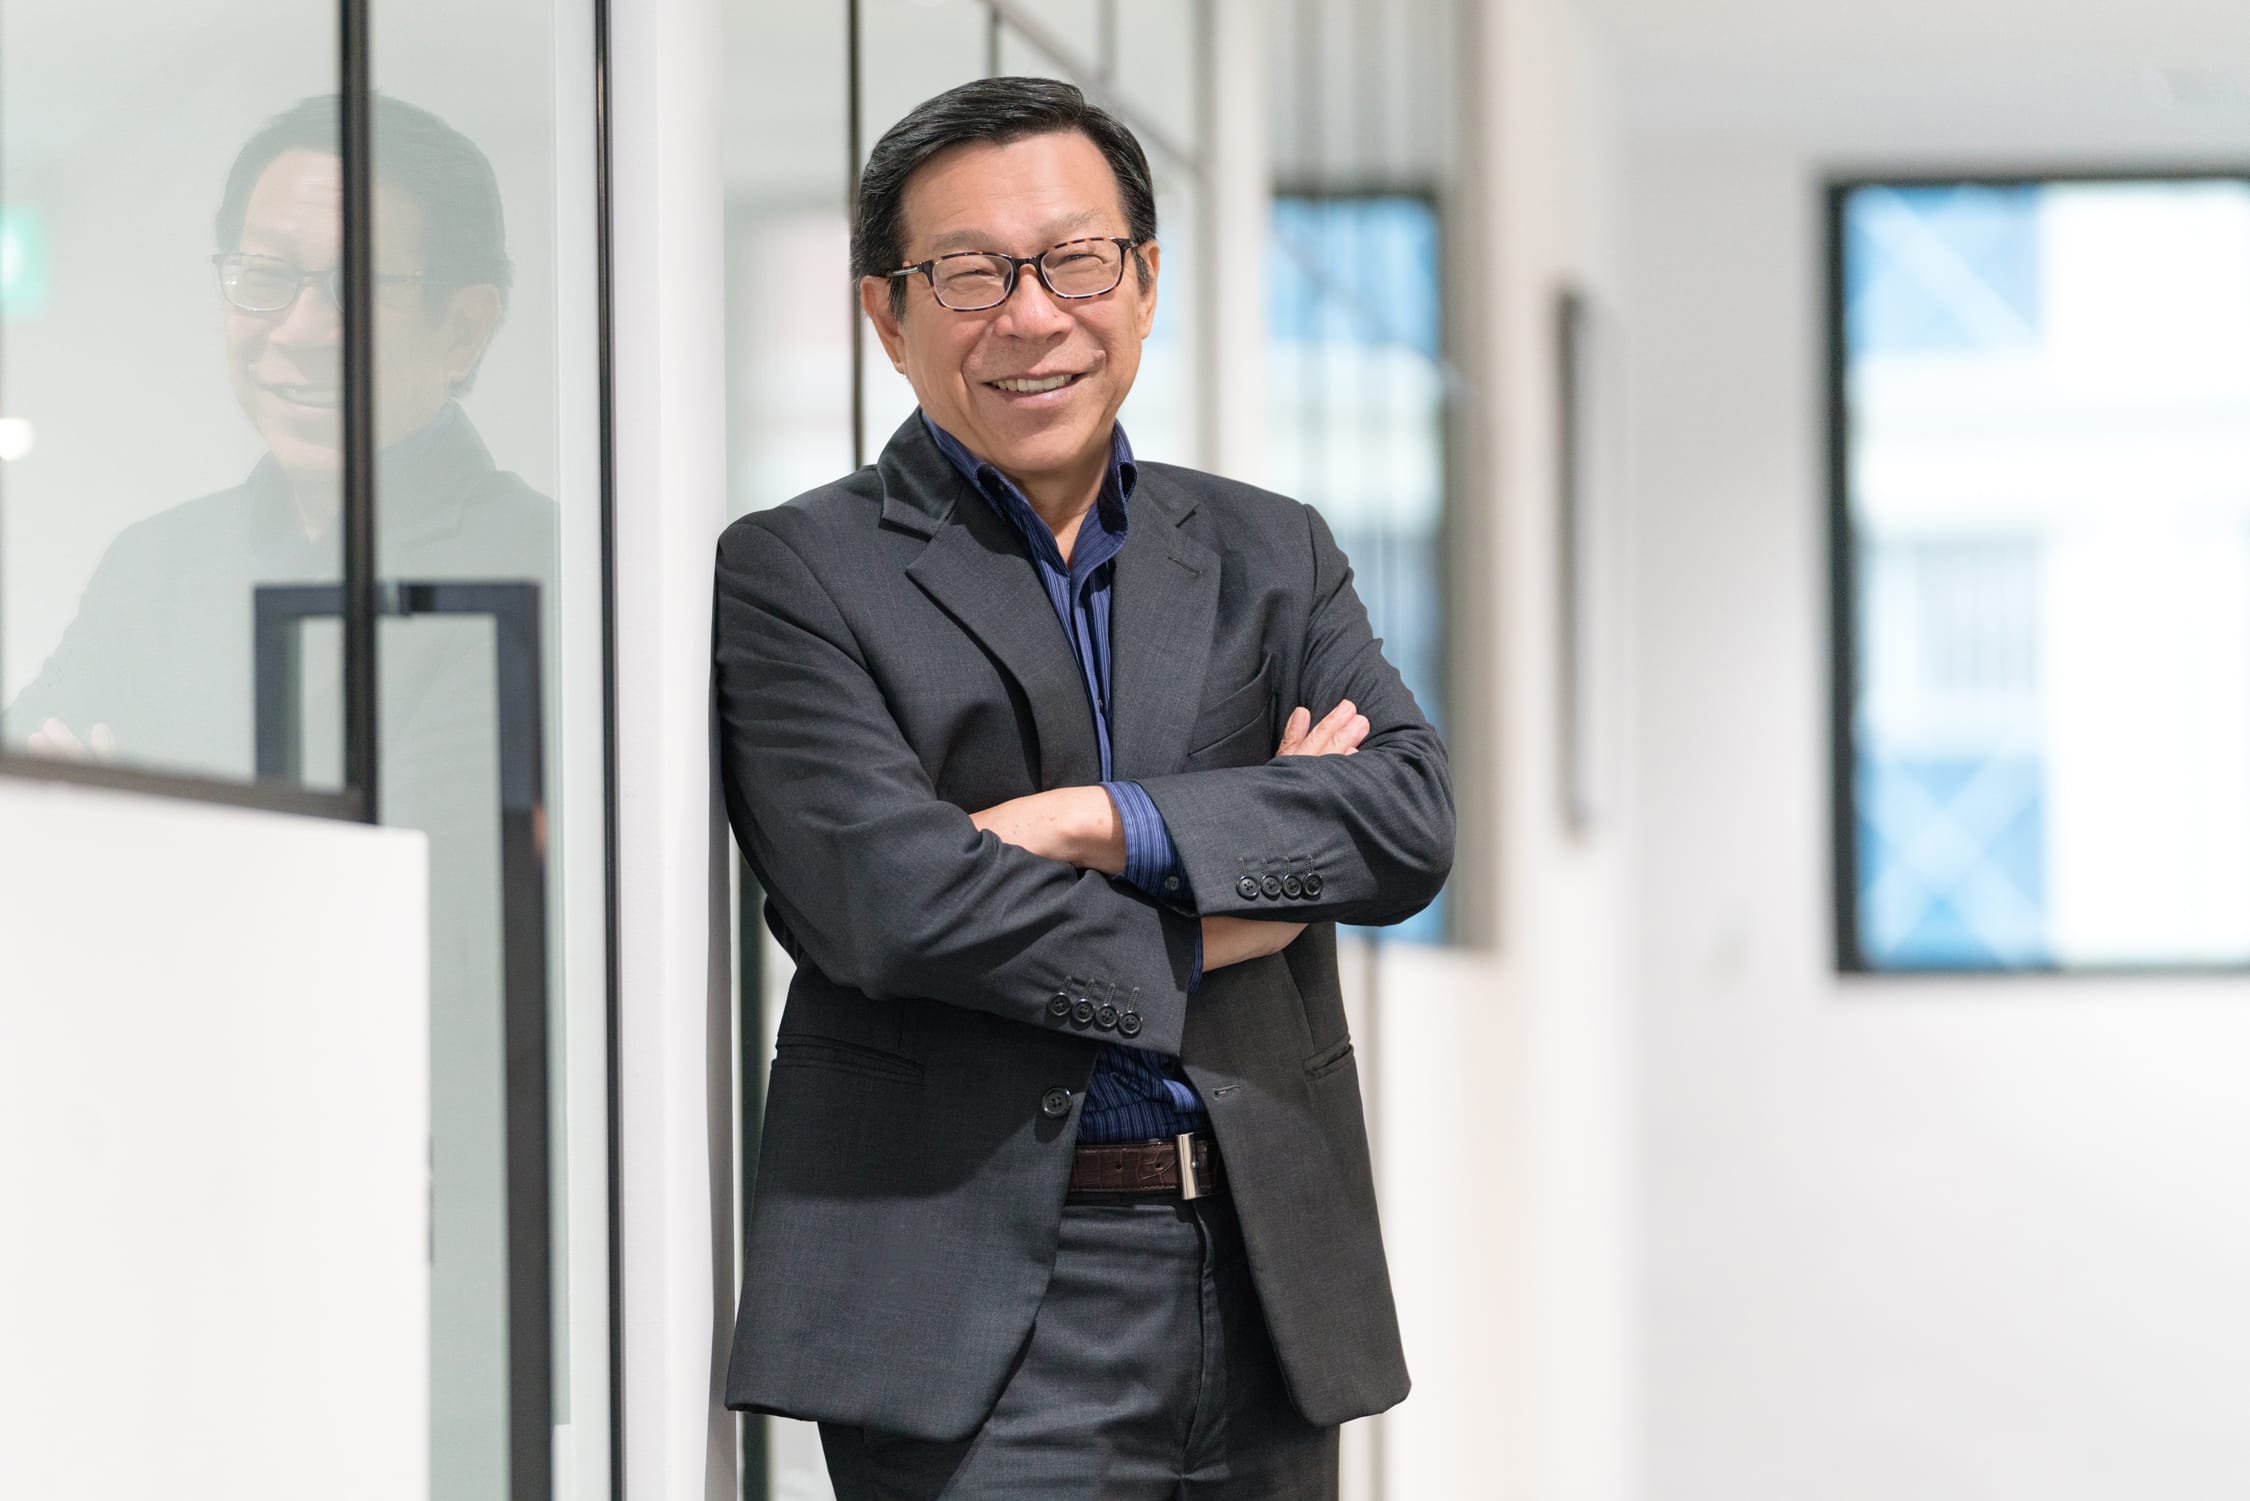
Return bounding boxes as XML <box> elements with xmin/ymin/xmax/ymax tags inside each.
<box><xmin>984</xmin><ymin>369</ymin><xmax>1088</xmax><ymax>396</ymax></box>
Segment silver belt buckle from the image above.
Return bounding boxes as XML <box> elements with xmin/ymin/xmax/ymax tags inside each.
<box><xmin>1175</xmin><ymin>1133</ymin><xmax>1202</xmax><ymax>1200</ymax></box>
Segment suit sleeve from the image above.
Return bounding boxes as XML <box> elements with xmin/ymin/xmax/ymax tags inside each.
<box><xmin>714</xmin><ymin>516</ymin><xmax>1201</xmax><ymax>1053</ymax></box>
<box><xmin>1132</xmin><ymin>503</ymin><xmax>1455</xmax><ymax>927</ymax></box>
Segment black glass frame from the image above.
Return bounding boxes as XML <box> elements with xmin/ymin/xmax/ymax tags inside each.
<box><xmin>889</xmin><ymin>235</ymin><xmax>1139</xmax><ymax>310</ymax></box>
<box><xmin>1824</xmin><ymin>165</ymin><xmax>2250</xmax><ymax>978</ymax></box>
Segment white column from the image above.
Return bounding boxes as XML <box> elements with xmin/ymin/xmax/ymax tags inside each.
<box><xmin>606</xmin><ymin>0</ymin><xmax>737</xmax><ymax>1495</ymax></box>
<box><xmin>1200</xmin><ymin>0</ymin><xmax>1273</xmax><ymax>485</ymax></box>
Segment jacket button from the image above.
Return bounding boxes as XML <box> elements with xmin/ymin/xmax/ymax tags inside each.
<box><xmin>1260</xmin><ymin>875</ymin><xmax>1284</xmax><ymax>899</ymax></box>
<box><xmin>1040</xmin><ymin>1087</ymin><xmax>1074</xmax><ymax>1119</ymax></box>
<box><xmin>1095</xmin><ymin>1004</ymin><xmax>1120</xmax><ymax>1030</ymax></box>
<box><xmin>1048</xmin><ymin>993</ymin><xmax>1072</xmax><ymax>1019</ymax></box>
<box><xmin>1302</xmin><ymin>873</ymin><xmax>1323</xmax><ymax>897</ymax></box>
<box><xmin>1281</xmin><ymin>874</ymin><xmax>1303</xmax><ymax>899</ymax></box>
<box><xmin>1236</xmin><ymin>875</ymin><xmax>1261</xmax><ymax>900</ymax></box>
<box><xmin>1071</xmin><ymin>998</ymin><xmax>1096</xmax><ymax>1026</ymax></box>
<box><xmin>1118</xmin><ymin>1011</ymin><xmax>1143</xmax><ymax>1038</ymax></box>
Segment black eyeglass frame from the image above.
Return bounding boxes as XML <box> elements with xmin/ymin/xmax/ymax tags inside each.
<box><xmin>212</xmin><ymin>252</ymin><xmax>435</xmax><ymax>314</ymax></box>
<box><xmin>888</xmin><ymin>235</ymin><xmax>1141</xmax><ymax>311</ymax></box>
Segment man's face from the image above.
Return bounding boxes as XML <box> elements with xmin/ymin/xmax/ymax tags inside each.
<box><xmin>862</xmin><ymin>130</ymin><xmax>1159</xmax><ymax>497</ymax></box>
<box><xmin>223</xmin><ymin>149</ymin><xmax>498</xmax><ymax>475</ymax></box>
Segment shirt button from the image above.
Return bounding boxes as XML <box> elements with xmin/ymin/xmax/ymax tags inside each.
<box><xmin>1048</xmin><ymin>993</ymin><xmax>1072</xmax><ymax>1020</ymax></box>
<box><xmin>1260</xmin><ymin>875</ymin><xmax>1284</xmax><ymax>899</ymax></box>
<box><xmin>1237</xmin><ymin>875</ymin><xmax>1261</xmax><ymax>900</ymax></box>
<box><xmin>1072</xmin><ymin>999</ymin><xmax>1097</xmax><ymax>1026</ymax></box>
<box><xmin>1302</xmin><ymin>873</ymin><xmax>1324</xmax><ymax>898</ymax></box>
<box><xmin>1040</xmin><ymin>1087</ymin><xmax>1074</xmax><ymax>1119</ymax></box>
<box><xmin>1281</xmin><ymin>874</ymin><xmax>1304</xmax><ymax>899</ymax></box>
<box><xmin>1095</xmin><ymin>1005</ymin><xmax>1120</xmax><ymax>1030</ymax></box>
<box><xmin>1118</xmin><ymin>1011</ymin><xmax>1143</xmax><ymax>1038</ymax></box>
<box><xmin>1164</xmin><ymin>876</ymin><xmax>1181</xmax><ymax>893</ymax></box>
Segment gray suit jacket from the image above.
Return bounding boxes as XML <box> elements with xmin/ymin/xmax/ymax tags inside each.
<box><xmin>714</xmin><ymin>414</ymin><xmax>1454</xmax><ymax>1441</ymax></box>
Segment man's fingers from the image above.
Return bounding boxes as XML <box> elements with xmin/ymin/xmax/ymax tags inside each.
<box><xmin>1275</xmin><ymin>705</ymin><xmax>1313</xmax><ymax>755</ymax></box>
<box><xmin>31</xmin><ymin>717</ymin><xmax>88</xmax><ymax>760</ymax></box>
<box><xmin>1300</xmin><ymin>701</ymin><xmax>1364</xmax><ymax>756</ymax></box>
<box><xmin>1278</xmin><ymin>701</ymin><xmax>1371</xmax><ymax>759</ymax></box>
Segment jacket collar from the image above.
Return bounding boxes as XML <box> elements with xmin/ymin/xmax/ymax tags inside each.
<box><xmin>882</xmin><ymin>410</ymin><xmax>1224</xmax><ymax>786</ymax></box>
<box><xmin>876</xmin><ymin>410</ymin><xmax>1198</xmax><ymax>539</ymax></box>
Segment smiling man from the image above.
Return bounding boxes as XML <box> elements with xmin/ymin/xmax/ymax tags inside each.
<box><xmin>715</xmin><ymin>77</ymin><xmax>1454</xmax><ymax>1499</ymax></box>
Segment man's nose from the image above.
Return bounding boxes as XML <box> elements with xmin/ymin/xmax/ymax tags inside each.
<box><xmin>992</xmin><ymin>266</ymin><xmax>1074</xmax><ymax>338</ymax></box>
<box><xmin>268</xmin><ymin>282</ymin><xmax>342</xmax><ymax>347</ymax></box>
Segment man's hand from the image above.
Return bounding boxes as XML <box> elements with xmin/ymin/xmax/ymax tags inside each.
<box><xmin>1277</xmin><ymin>700</ymin><xmax>1368</xmax><ymax>758</ymax></box>
<box><xmin>1202</xmin><ymin>913</ymin><xmax>1305</xmax><ymax>969</ymax></box>
<box><xmin>970</xmin><ymin>785</ymin><xmax>1126</xmax><ymax>875</ymax></box>
<box><xmin>1198</xmin><ymin>700</ymin><xmax>1362</xmax><ymax>971</ymax></box>
<box><xmin>26</xmin><ymin>718</ymin><xmax>118</xmax><ymax>763</ymax></box>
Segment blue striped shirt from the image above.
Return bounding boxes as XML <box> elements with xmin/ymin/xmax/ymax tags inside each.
<box><xmin>922</xmin><ymin>413</ymin><xmax>1209</xmax><ymax>1144</ymax></box>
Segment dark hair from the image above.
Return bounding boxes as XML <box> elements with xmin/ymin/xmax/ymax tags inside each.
<box><xmin>215</xmin><ymin>93</ymin><xmax>514</xmax><ymax>309</ymax></box>
<box><xmin>853</xmin><ymin>76</ymin><xmax>1156</xmax><ymax>318</ymax></box>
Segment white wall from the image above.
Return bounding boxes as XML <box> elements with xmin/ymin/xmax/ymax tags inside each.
<box><xmin>0</xmin><ymin>777</ymin><xmax>430</xmax><ymax>1501</ymax></box>
<box><xmin>1351</xmin><ymin>0</ymin><xmax>1640</xmax><ymax>1496</ymax></box>
<box><xmin>1622</xmin><ymin>114</ymin><xmax>2250</xmax><ymax>1501</ymax></box>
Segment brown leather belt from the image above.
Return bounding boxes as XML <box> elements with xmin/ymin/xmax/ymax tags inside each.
<box><xmin>1069</xmin><ymin>1133</ymin><xmax>1223</xmax><ymax>1200</ymax></box>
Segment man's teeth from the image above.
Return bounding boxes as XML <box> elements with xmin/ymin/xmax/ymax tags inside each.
<box><xmin>992</xmin><ymin>374</ymin><xmax>1074</xmax><ymax>394</ymax></box>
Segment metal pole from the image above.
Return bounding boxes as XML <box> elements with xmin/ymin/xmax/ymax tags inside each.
<box><xmin>338</xmin><ymin>0</ymin><xmax>380</xmax><ymax>820</ymax></box>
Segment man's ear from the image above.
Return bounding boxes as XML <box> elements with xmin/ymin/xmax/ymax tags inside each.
<box><xmin>1133</xmin><ymin>240</ymin><xmax>1160</xmax><ymax>341</ymax></box>
<box><xmin>442</xmin><ymin>283</ymin><xmax>505</xmax><ymax>388</ymax></box>
<box><xmin>859</xmin><ymin>276</ymin><xmax>910</xmax><ymax>373</ymax></box>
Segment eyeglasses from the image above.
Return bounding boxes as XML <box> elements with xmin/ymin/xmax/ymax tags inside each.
<box><xmin>212</xmin><ymin>253</ymin><xmax>432</xmax><ymax>314</ymax></box>
<box><xmin>890</xmin><ymin>236</ymin><xmax>1137</xmax><ymax>312</ymax></box>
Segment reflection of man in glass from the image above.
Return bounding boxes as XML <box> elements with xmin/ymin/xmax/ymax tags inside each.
<box><xmin>8</xmin><ymin>92</ymin><xmax>551</xmax><ymax>773</ymax></box>
<box><xmin>6</xmin><ymin>95</ymin><xmax>552</xmax><ymax>1501</ymax></box>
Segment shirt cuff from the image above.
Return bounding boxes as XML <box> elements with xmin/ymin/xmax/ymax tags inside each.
<box><xmin>1105</xmin><ymin>781</ymin><xmax>1199</xmax><ymax>994</ymax></box>
<box><xmin>1103</xmin><ymin>781</ymin><xmax>1191</xmax><ymax>902</ymax></box>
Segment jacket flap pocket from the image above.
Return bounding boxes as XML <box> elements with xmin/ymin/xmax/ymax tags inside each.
<box><xmin>1186</xmin><ymin>652</ymin><xmax>1279</xmax><ymax>755</ymax></box>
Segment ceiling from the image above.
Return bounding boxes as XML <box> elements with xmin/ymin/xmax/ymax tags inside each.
<box><xmin>1582</xmin><ymin>0</ymin><xmax>2250</xmax><ymax>146</ymax></box>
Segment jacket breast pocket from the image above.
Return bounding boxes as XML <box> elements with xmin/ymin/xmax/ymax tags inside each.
<box><xmin>1185</xmin><ymin>652</ymin><xmax>1278</xmax><ymax>765</ymax></box>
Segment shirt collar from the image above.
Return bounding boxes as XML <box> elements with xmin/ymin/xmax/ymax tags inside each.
<box><xmin>919</xmin><ymin>411</ymin><xmax>1137</xmax><ymax>579</ymax></box>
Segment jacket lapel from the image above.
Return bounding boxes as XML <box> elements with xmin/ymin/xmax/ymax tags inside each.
<box><xmin>884</xmin><ymin>416</ymin><xmax>1104</xmax><ymax>790</ymax></box>
<box><xmin>1107</xmin><ymin>468</ymin><xmax>1220</xmax><ymax>781</ymax></box>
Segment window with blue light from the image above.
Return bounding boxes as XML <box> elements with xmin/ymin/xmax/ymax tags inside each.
<box><xmin>1832</xmin><ymin>175</ymin><xmax>2250</xmax><ymax>971</ymax></box>
<box><xmin>1271</xmin><ymin>193</ymin><xmax>1449</xmax><ymax>944</ymax></box>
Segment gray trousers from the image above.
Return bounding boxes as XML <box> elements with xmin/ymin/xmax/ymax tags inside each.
<box><xmin>819</xmin><ymin>1194</ymin><xmax>1340</xmax><ymax>1499</ymax></box>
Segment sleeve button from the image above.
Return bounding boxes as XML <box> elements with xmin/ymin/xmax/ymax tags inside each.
<box><xmin>1281</xmin><ymin>874</ymin><xmax>1304</xmax><ymax>898</ymax></box>
<box><xmin>1072</xmin><ymin>999</ymin><xmax>1097</xmax><ymax>1026</ymax></box>
<box><xmin>1039</xmin><ymin>1087</ymin><xmax>1074</xmax><ymax>1119</ymax></box>
<box><xmin>1260</xmin><ymin>875</ymin><xmax>1284</xmax><ymax>899</ymax></box>
<box><xmin>1095</xmin><ymin>1005</ymin><xmax>1120</xmax><ymax>1030</ymax></box>
<box><xmin>1118</xmin><ymin>1011</ymin><xmax>1143</xmax><ymax>1038</ymax></box>
<box><xmin>1048</xmin><ymin>993</ymin><xmax>1073</xmax><ymax>1019</ymax></box>
<box><xmin>1236</xmin><ymin>875</ymin><xmax>1261</xmax><ymax>900</ymax></box>
<box><xmin>1302</xmin><ymin>873</ymin><xmax>1324</xmax><ymax>897</ymax></box>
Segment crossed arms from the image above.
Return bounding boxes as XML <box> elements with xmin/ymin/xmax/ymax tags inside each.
<box><xmin>712</xmin><ymin>500</ymin><xmax>1453</xmax><ymax>1059</ymax></box>
<box><xmin>968</xmin><ymin>699</ymin><xmax>1373</xmax><ymax>971</ymax></box>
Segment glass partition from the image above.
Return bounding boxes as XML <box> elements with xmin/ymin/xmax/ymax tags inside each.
<box><xmin>3</xmin><ymin>2</ymin><xmax>614</xmax><ymax>1496</ymax></box>
<box><xmin>371</xmin><ymin>0</ymin><xmax>610</xmax><ymax>1494</ymax></box>
<box><xmin>0</xmin><ymin>1</ymin><xmax>353</xmax><ymax>800</ymax></box>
